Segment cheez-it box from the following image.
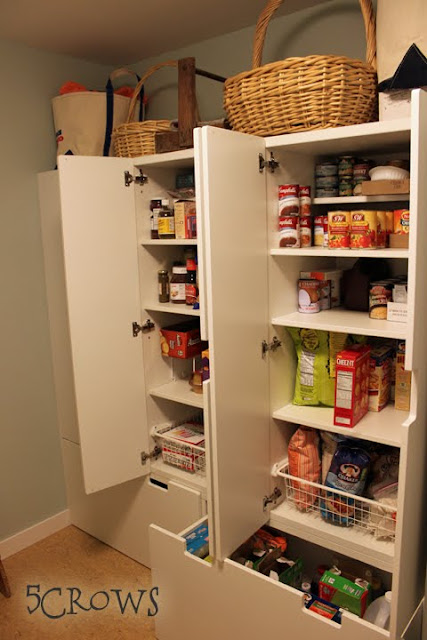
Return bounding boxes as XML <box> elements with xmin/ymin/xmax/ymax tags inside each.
<box><xmin>334</xmin><ymin>345</ymin><xmax>371</xmax><ymax>428</ymax></box>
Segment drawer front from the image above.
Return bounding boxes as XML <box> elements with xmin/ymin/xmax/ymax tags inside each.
<box><xmin>150</xmin><ymin>523</ymin><xmax>390</xmax><ymax>640</ymax></box>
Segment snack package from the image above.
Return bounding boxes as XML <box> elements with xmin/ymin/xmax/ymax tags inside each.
<box><xmin>369</xmin><ymin>344</ymin><xmax>393</xmax><ymax>412</ymax></box>
<box><xmin>231</xmin><ymin>527</ymin><xmax>287</xmax><ymax>571</ymax></box>
<box><xmin>288</xmin><ymin>328</ymin><xmax>335</xmax><ymax>406</ymax></box>
<box><xmin>329</xmin><ymin>333</ymin><xmax>367</xmax><ymax>378</ymax></box>
<box><xmin>368</xmin><ymin>483</ymin><xmax>398</xmax><ymax>540</ymax></box>
<box><xmin>319</xmin><ymin>570</ymin><xmax>371</xmax><ymax>617</ymax></box>
<box><xmin>321</xmin><ymin>443</ymin><xmax>371</xmax><ymax>526</ymax></box>
<box><xmin>320</xmin><ymin>432</ymin><xmax>346</xmax><ymax>483</ymax></box>
<box><xmin>366</xmin><ymin>448</ymin><xmax>400</xmax><ymax>498</ymax></box>
<box><xmin>288</xmin><ymin>428</ymin><xmax>321</xmax><ymax>510</ymax></box>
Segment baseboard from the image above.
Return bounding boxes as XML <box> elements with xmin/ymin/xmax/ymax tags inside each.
<box><xmin>0</xmin><ymin>510</ymin><xmax>71</xmax><ymax>559</ymax></box>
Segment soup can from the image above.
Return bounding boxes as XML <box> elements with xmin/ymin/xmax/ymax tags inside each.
<box><xmin>369</xmin><ymin>281</ymin><xmax>393</xmax><ymax>319</ymax></box>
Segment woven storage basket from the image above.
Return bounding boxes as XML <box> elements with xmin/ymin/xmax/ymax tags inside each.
<box><xmin>224</xmin><ymin>0</ymin><xmax>378</xmax><ymax>136</ymax></box>
<box><xmin>114</xmin><ymin>60</ymin><xmax>177</xmax><ymax>157</ymax></box>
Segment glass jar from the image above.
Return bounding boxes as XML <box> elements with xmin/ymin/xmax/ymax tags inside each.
<box><xmin>158</xmin><ymin>270</ymin><xmax>170</xmax><ymax>303</ymax></box>
<box><xmin>150</xmin><ymin>197</ymin><xmax>162</xmax><ymax>240</ymax></box>
<box><xmin>185</xmin><ymin>258</ymin><xmax>198</xmax><ymax>306</ymax></box>
<box><xmin>158</xmin><ymin>199</ymin><xmax>175</xmax><ymax>239</ymax></box>
<box><xmin>170</xmin><ymin>265</ymin><xmax>187</xmax><ymax>304</ymax></box>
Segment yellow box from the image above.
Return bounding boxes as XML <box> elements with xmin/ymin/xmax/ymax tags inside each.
<box><xmin>174</xmin><ymin>200</ymin><xmax>196</xmax><ymax>239</ymax></box>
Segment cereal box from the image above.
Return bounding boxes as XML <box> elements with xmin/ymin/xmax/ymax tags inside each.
<box><xmin>328</xmin><ymin>211</ymin><xmax>351</xmax><ymax>249</ymax></box>
<box><xmin>319</xmin><ymin>570</ymin><xmax>371</xmax><ymax>618</ymax></box>
<box><xmin>369</xmin><ymin>344</ymin><xmax>393</xmax><ymax>412</ymax></box>
<box><xmin>174</xmin><ymin>200</ymin><xmax>197</xmax><ymax>239</ymax></box>
<box><xmin>395</xmin><ymin>340</ymin><xmax>411</xmax><ymax>411</ymax></box>
<box><xmin>334</xmin><ymin>345</ymin><xmax>371</xmax><ymax>428</ymax></box>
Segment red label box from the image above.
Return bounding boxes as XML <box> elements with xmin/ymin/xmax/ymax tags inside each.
<box><xmin>334</xmin><ymin>344</ymin><xmax>371</xmax><ymax>428</ymax></box>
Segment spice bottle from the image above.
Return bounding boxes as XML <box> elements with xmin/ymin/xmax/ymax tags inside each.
<box><xmin>150</xmin><ymin>197</ymin><xmax>162</xmax><ymax>240</ymax></box>
<box><xmin>170</xmin><ymin>265</ymin><xmax>187</xmax><ymax>304</ymax></box>
<box><xmin>158</xmin><ymin>270</ymin><xmax>170</xmax><ymax>303</ymax></box>
<box><xmin>158</xmin><ymin>199</ymin><xmax>175</xmax><ymax>239</ymax></box>
<box><xmin>185</xmin><ymin>259</ymin><xmax>198</xmax><ymax>306</ymax></box>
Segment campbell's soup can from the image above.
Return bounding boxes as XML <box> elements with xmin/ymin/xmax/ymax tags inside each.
<box><xmin>298</xmin><ymin>279</ymin><xmax>320</xmax><ymax>313</ymax></box>
<box><xmin>279</xmin><ymin>215</ymin><xmax>300</xmax><ymax>247</ymax></box>
<box><xmin>279</xmin><ymin>184</ymin><xmax>300</xmax><ymax>217</ymax></box>
<box><xmin>299</xmin><ymin>186</ymin><xmax>311</xmax><ymax>217</ymax></box>
<box><xmin>314</xmin><ymin>215</ymin><xmax>324</xmax><ymax>246</ymax></box>
<box><xmin>328</xmin><ymin>211</ymin><xmax>351</xmax><ymax>249</ymax></box>
<box><xmin>323</xmin><ymin>215</ymin><xmax>329</xmax><ymax>247</ymax></box>
<box><xmin>300</xmin><ymin>216</ymin><xmax>312</xmax><ymax>247</ymax></box>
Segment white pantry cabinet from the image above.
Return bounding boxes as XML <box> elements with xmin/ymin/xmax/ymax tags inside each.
<box><xmin>40</xmin><ymin>90</ymin><xmax>427</xmax><ymax>639</ymax></box>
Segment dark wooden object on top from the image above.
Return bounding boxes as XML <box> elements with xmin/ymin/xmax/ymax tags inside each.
<box><xmin>155</xmin><ymin>57</ymin><xmax>226</xmax><ymax>154</ymax></box>
<box><xmin>0</xmin><ymin>556</ymin><xmax>11</xmax><ymax>597</ymax></box>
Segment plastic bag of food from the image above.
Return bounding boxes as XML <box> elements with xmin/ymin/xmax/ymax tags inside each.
<box><xmin>288</xmin><ymin>328</ymin><xmax>335</xmax><ymax>406</ymax></box>
<box><xmin>288</xmin><ymin>428</ymin><xmax>321</xmax><ymax>510</ymax></box>
<box><xmin>368</xmin><ymin>483</ymin><xmax>398</xmax><ymax>540</ymax></box>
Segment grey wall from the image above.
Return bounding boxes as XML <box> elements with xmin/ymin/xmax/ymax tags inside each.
<box><xmin>0</xmin><ymin>38</ymin><xmax>108</xmax><ymax>540</ymax></box>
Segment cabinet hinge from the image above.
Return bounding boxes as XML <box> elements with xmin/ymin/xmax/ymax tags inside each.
<box><xmin>133</xmin><ymin>319</ymin><xmax>155</xmax><ymax>337</ymax></box>
<box><xmin>124</xmin><ymin>169</ymin><xmax>148</xmax><ymax>187</ymax></box>
<box><xmin>141</xmin><ymin>445</ymin><xmax>162</xmax><ymax>465</ymax></box>
<box><xmin>263</xmin><ymin>487</ymin><xmax>282</xmax><ymax>511</ymax></box>
<box><xmin>262</xmin><ymin>336</ymin><xmax>282</xmax><ymax>358</ymax></box>
<box><xmin>259</xmin><ymin>152</ymin><xmax>279</xmax><ymax>173</ymax></box>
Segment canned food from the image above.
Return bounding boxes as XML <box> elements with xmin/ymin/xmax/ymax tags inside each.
<box><xmin>300</xmin><ymin>216</ymin><xmax>312</xmax><ymax>247</ymax></box>
<box><xmin>314</xmin><ymin>215</ymin><xmax>324</xmax><ymax>246</ymax></box>
<box><xmin>316</xmin><ymin>176</ymin><xmax>339</xmax><ymax>189</ymax></box>
<box><xmin>338</xmin><ymin>156</ymin><xmax>355</xmax><ymax>177</ymax></box>
<box><xmin>323</xmin><ymin>215</ymin><xmax>329</xmax><ymax>247</ymax></box>
<box><xmin>376</xmin><ymin>211</ymin><xmax>387</xmax><ymax>248</ymax></box>
<box><xmin>339</xmin><ymin>179</ymin><xmax>354</xmax><ymax>197</ymax></box>
<box><xmin>394</xmin><ymin>209</ymin><xmax>410</xmax><ymax>234</ymax></box>
<box><xmin>328</xmin><ymin>211</ymin><xmax>351</xmax><ymax>249</ymax></box>
<box><xmin>298</xmin><ymin>279</ymin><xmax>320</xmax><ymax>313</ymax></box>
<box><xmin>318</xmin><ymin>279</ymin><xmax>331</xmax><ymax>310</ymax></box>
<box><xmin>279</xmin><ymin>215</ymin><xmax>300</xmax><ymax>248</ymax></box>
<box><xmin>350</xmin><ymin>210</ymin><xmax>379</xmax><ymax>249</ymax></box>
<box><xmin>299</xmin><ymin>186</ymin><xmax>311</xmax><ymax>217</ymax></box>
<box><xmin>369</xmin><ymin>281</ymin><xmax>393</xmax><ymax>319</ymax></box>
<box><xmin>316</xmin><ymin>188</ymin><xmax>339</xmax><ymax>198</ymax></box>
<box><xmin>354</xmin><ymin>162</ymin><xmax>370</xmax><ymax>180</ymax></box>
<box><xmin>315</xmin><ymin>162</ymin><xmax>338</xmax><ymax>177</ymax></box>
<box><xmin>279</xmin><ymin>185</ymin><xmax>300</xmax><ymax>217</ymax></box>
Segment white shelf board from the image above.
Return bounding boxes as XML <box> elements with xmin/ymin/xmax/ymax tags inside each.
<box><xmin>270</xmin><ymin>247</ymin><xmax>409</xmax><ymax>259</ymax></box>
<box><xmin>272</xmin><ymin>308</ymin><xmax>408</xmax><ymax>339</ymax></box>
<box><xmin>150</xmin><ymin>459</ymin><xmax>207</xmax><ymax>495</ymax></box>
<box><xmin>142</xmin><ymin>239</ymin><xmax>198</xmax><ymax>246</ymax></box>
<box><xmin>266</xmin><ymin>119</ymin><xmax>411</xmax><ymax>155</ymax></box>
<box><xmin>144</xmin><ymin>302</ymin><xmax>200</xmax><ymax>316</ymax></box>
<box><xmin>313</xmin><ymin>195</ymin><xmax>409</xmax><ymax>205</ymax></box>
<box><xmin>269</xmin><ymin>500</ymin><xmax>395</xmax><ymax>572</ymax></box>
<box><xmin>133</xmin><ymin>148</ymin><xmax>194</xmax><ymax>169</ymax></box>
<box><xmin>149</xmin><ymin>378</ymin><xmax>204</xmax><ymax>408</ymax></box>
<box><xmin>273</xmin><ymin>404</ymin><xmax>407</xmax><ymax>448</ymax></box>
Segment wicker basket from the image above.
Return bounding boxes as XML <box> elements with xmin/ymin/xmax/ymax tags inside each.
<box><xmin>224</xmin><ymin>0</ymin><xmax>378</xmax><ymax>136</ymax></box>
<box><xmin>113</xmin><ymin>60</ymin><xmax>177</xmax><ymax>157</ymax></box>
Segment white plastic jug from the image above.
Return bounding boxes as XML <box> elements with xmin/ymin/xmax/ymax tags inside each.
<box><xmin>364</xmin><ymin>591</ymin><xmax>392</xmax><ymax>629</ymax></box>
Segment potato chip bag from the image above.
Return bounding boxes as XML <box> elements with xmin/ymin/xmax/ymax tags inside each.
<box><xmin>288</xmin><ymin>328</ymin><xmax>335</xmax><ymax>406</ymax></box>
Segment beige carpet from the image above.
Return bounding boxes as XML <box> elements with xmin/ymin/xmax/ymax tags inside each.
<box><xmin>0</xmin><ymin>525</ymin><xmax>156</xmax><ymax>639</ymax></box>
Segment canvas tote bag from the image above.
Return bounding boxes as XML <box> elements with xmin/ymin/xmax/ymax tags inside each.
<box><xmin>52</xmin><ymin>68</ymin><xmax>143</xmax><ymax>157</ymax></box>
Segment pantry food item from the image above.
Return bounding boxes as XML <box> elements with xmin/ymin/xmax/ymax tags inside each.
<box><xmin>316</xmin><ymin>176</ymin><xmax>339</xmax><ymax>189</ymax></box>
<box><xmin>350</xmin><ymin>210</ymin><xmax>379</xmax><ymax>249</ymax></box>
<box><xmin>334</xmin><ymin>344</ymin><xmax>370</xmax><ymax>427</ymax></box>
<box><xmin>338</xmin><ymin>156</ymin><xmax>355</xmax><ymax>177</ymax></box>
<box><xmin>158</xmin><ymin>269</ymin><xmax>170</xmax><ymax>303</ymax></box>
<box><xmin>323</xmin><ymin>216</ymin><xmax>329</xmax><ymax>246</ymax></box>
<box><xmin>339</xmin><ymin>179</ymin><xmax>353</xmax><ymax>197</ymax></box>
<box><xmin>343</xmin><ymin>258</ymin><xmax>390</xmax><ymax>311</ymax></box>
<box><xmin>300</xmin><ymin>269</ymin><xmax>342</xmax><ymax>308</ymax></box>
<box><xmin>394</xmin><ymin>209</ymin><xmax>410</xmax><ymax>234</ymax></box>
<box><xmin>174</xmin><ymin>200</ymin><xmax>197</xmax><ymax>239</ymax></box>
<box><xmin>279</xmin><ymin>184</ymin><xmax>300</xmax><ymax>217</ymax></box>
<box><xmin>314</xmin><ymin>215</ymin><xmax>324</xmax><ymax>246</ymax></box>
<box><xmin>299</xmin><ymin>186</ymin><xmax>311</xmax><ymax>216</ymax></box>
<box><xmin>368</xmin><ymin>484</ymin><xmax>398</xmax><ymax>540</ymax></box>
<box><xmin>185</xmin><ymin>258</ymin><xmax>198</xmax><ymax>306</ymax></box>
<box><xmin>316</xmin><ymin>188</ymin><xmax>339</xmax><ymax>198</ymax></box>
<box><xmin>201</xmin><ymin>348</ymin><xmax>210</xmax><ymax>381</ymax></box>
<box><xmin>298</xmin><ymin>279</ymin><xmax>320</xmax><ymax>313</ymax></box>
<box><xmin>259</xmin><ymin>554</ymin><xmax>303</xmax><ymax>587</ymax></box>
<box><xmin>367</xmin><ymin>448</ymin><xmax>400</xmax><ymax>499</ymax></box>
<box><xmin>159</xmin><ymin>321</ymin><xmax>203</xmax><ymax>359</ymax></box>
<box><xmin>321</xmin><ymin>442</ymin><xmax>371</xmax><ymax>526</ymax></box>
<box><xmin>395</xmin><ymin>340</ymin><xmax>411</xmax><ymax>411</ymax></box>
<box><xmin>369</xmin><ymin>344</ymin><xmax>393</xmax><ymax>411</ymax></box>
<box><xmin>369</xmin><ymin>281</ymin><xmax>393</xmax><ymax>319</ymax></box>
<box><xmin>328</xmin><ymin>211</ymin><xmax>351</xmax><ymax>249</ymax></box>
<box><xmin>300</xmin><ymin>216</ymin><xmax>312</xmax><ymax>247</ymax></box>
<box><xmin>321</xmin><ymin>432</ymin><xmax>342</xmax><ymax>483</ymax></box>
<box><xmin>279</xmin><ymin>215</ymin><xmax>300</xmax><ymax>248</ymax></box>
<box><xmin>316</xmin><ymin>161</ymin><xmax>338</xmax><ymax>177</ymax></box>
<box><xmin>288</xmin><ymin>428</ymin><xmax>321</xmax><ymax>510</ymax></box>
<box><xmin>150</xmin><ymin>197</ymin><xmax>162</xmax><ymax>239</ymax></box>
<box><xmin>319</xmin><ymin>570</ymin><xmax>371</xmax><ymax>618</ymax></box>
<box><xmin>303</xmin><ymin>594</ymin><xmax>342</xmax><ymax>623</ymax></box>
<box><xmin>288</xmin><ymin>328</ymin><xmax>335</xmax><ymax>406</ymax></box>
<box><xmin>389</xmin><ymin>233</ymin><xmax>409</xmax><ymax>249</ymax></box>
<box><xmin>185</xmin><ymin>522</ymin><xmax>209</xmax><ymax>557</ymax></box>
<box><xmin>157</xmin><ymin>199</ymin><xmax>175</xmax><ymax>239</ymax></box>
<box><xmin>170</xmin><ymin>265</ymin><xmax>187</xmax><ymax>304</ymax></box>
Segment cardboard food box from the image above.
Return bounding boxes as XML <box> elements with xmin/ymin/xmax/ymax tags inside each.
<box><xmin>184</xmin><ymin>523</ymin><xmax>209</xmax><ymax>558</ymax></box>
<box><xmin>319</xmin><ymin>570</ymin><xmax>371</xmax><ymax>618</ymax></box>
<box><xmin>387</xmin><ymin>302</ymin><xmax>408</xmax><ymax>323</ymax></box>
<box><xmin>361</xmin><ymin>179</ymin><xmax>410</xmax><ymax>196</ymax></box>
<box><xmin>395</xmin><ymin>340</ymin><xmax>411</xmax><ymax>411</ymax></box>
<box><xmin>159</xmin><ymin>321</ymin><xmax>203</xmax><ymax>359</ymax></box>
<box><xmin>300</xmin><ymin>270</ymin><xmax>342</xmax><ymax>308</ymax></box>
<box><xmin>369</xmin><ymin>344</ymin><xmax>393</xmax><ymax>412</ymax></box>
<box><xmin>334</xmin><ymin>345</ymin><xmax>371</xmax><ymax>428</ymax></box>
<box><xmin>389</xmin><ymin>233</ymin><xmax>409</xmax><ymax>249</ymax></box>
<box><xmin>174</xmin><ymin>200</ymin><xmax>197</xmax><ymax>239</ymax></box>
<box><xmin>304</xmin><ymin>594</ymin><xmax>342</xmax><ymax>623</ymax></box>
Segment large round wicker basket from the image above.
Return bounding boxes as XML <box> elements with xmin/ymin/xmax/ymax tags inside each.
<box><xmin>113</xmin><ymin>61</ymin><xmax>177</xmax><ymax>157</ymax></box>
<box><xmin>224</xmin><ymin>0</ymin><xmax>378</xmax><ymax>136</ymax></box>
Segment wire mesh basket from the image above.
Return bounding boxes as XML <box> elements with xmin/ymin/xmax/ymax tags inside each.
<box><xmin>277</xmin><ymin>464</ymin><xmax>396</xmax><ymax>541</ymax></box>
<box><xmin>154</xmin><ymin>418</ymin><xmax>205</xmax><ymax>475</ymax></box>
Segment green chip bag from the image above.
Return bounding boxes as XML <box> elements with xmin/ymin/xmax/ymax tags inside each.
<box><xmin>288</xmin><ymin>328</ymin><xmax>335</xmax><ymax>407</ymax></box>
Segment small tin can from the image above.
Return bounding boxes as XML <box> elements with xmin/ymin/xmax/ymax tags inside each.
<box><xmin>300</xmin><ymin>216</ymin><xmax>312</xmax><ymax>247</ymax></box>
<box><xmin>299</xmin><ymin>186</ymin><xmax>311</xmax><ymax>217</ymax></box>
<box><xmin>315</xmin><ymin>175</ymin><xmax>339</xmax><ymax>189</ymax></box>
<box><xmin>369</xmin><ymin>281</ymin><xmax>393</xmax><ymax>319</ymax></box>
<box><xmin>316</xmin><ymin>188</ymin><xmax>339</xmax><ymax>198</ymax></box>
<box><xmin>279</xmin><ymin>184</ymin><xmax>300</xmax><ymax>217</ymax></box>
<box><xmin>298</xmin><ymin>279</ymin><xmax>321</xmax><ymax>313</ymax></box>
<box><xmin>339</xmin><ymin>179</ymin><xmax>354</xmax><ymax>197</ymax></box>
<box><xmin>328</xmin><ymin>211</ymin><xmax>351</xmax><ymax>249</ymax></box>
<box><xmin>315</xmin><ymin>161</ymin><xmax>338</xmax><ymax>177</ymax></box>
<box><xmin>314</xmin><ymin>215</ymin><xmax>324</xmax><ymax>246</ymax></box>
<box><xmin>279</xmin><ymin>215</ymin><xmax>300</xmax><ymax>248</ymax></box>
<box><xmin>354</xmin><ymin>161</ymin><xmax>370</xmax><ymax>180</ymax></box>
<box><xmin>338</xmin><ymin>156</ymin><xmax>355</xmax><ymax>177</ymax></box>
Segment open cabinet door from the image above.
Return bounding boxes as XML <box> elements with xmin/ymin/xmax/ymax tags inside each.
<box><xmin>196</xmin><ymin>127</ymin><xmax>270</xmax><ymax>560</ymax></box>
<box><xmin>57</xmin><ymin>156</ymin><xmax>150</xmax><ymax>494</ymax></box>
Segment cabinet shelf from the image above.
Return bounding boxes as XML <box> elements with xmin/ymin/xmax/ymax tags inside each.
<box><xmin>133</xmin><ymin>148</ymin><xmax>195</xmax><ymax>169</ymax></box>
<box><xmin>313</xmin><ymin>195</ymin><xmax>409</xmax><ymax>205</ymax></box>
<box><xmin>141</xmin><ymin>239</ymin><xmax>198</xmax><ymax>246</ymax></box>
<box><xmin>149</xmin><ymin>379</ymin><xmax>204</xmax><ymax>408</ymax></box>
<box><xmin>150</xmin><ymin>459</ymin><xmax>207</xmax><ymax>495</ymax></box>
<box><xmin>269</xmin><ymin>500</ymin><xmax>395</xmax><ymax>572</ymax></box>
<box><xmin>144</xmin><ymin>302</ymin><xmax>200</xmax><ymax>316</ymax></box>
<box><xmin>270</xmin><ymin>247</ymin><xmax>409</xmax><ymax>259</ymax></box>
<box><xmin>272</xmin><ymin>308</ymin><xmax>408</xmax><ymax>339</ymax></box>
<box><xmin>273</xmin><ymin>404</ymin><xmax>409</xmax><ymax>448</ymax></box>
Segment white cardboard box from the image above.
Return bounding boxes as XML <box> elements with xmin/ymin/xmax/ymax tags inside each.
<box><xmin>387</xmin><ymin>302</ymin><xmax>408</xmax><ymax>323</ymax></box>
